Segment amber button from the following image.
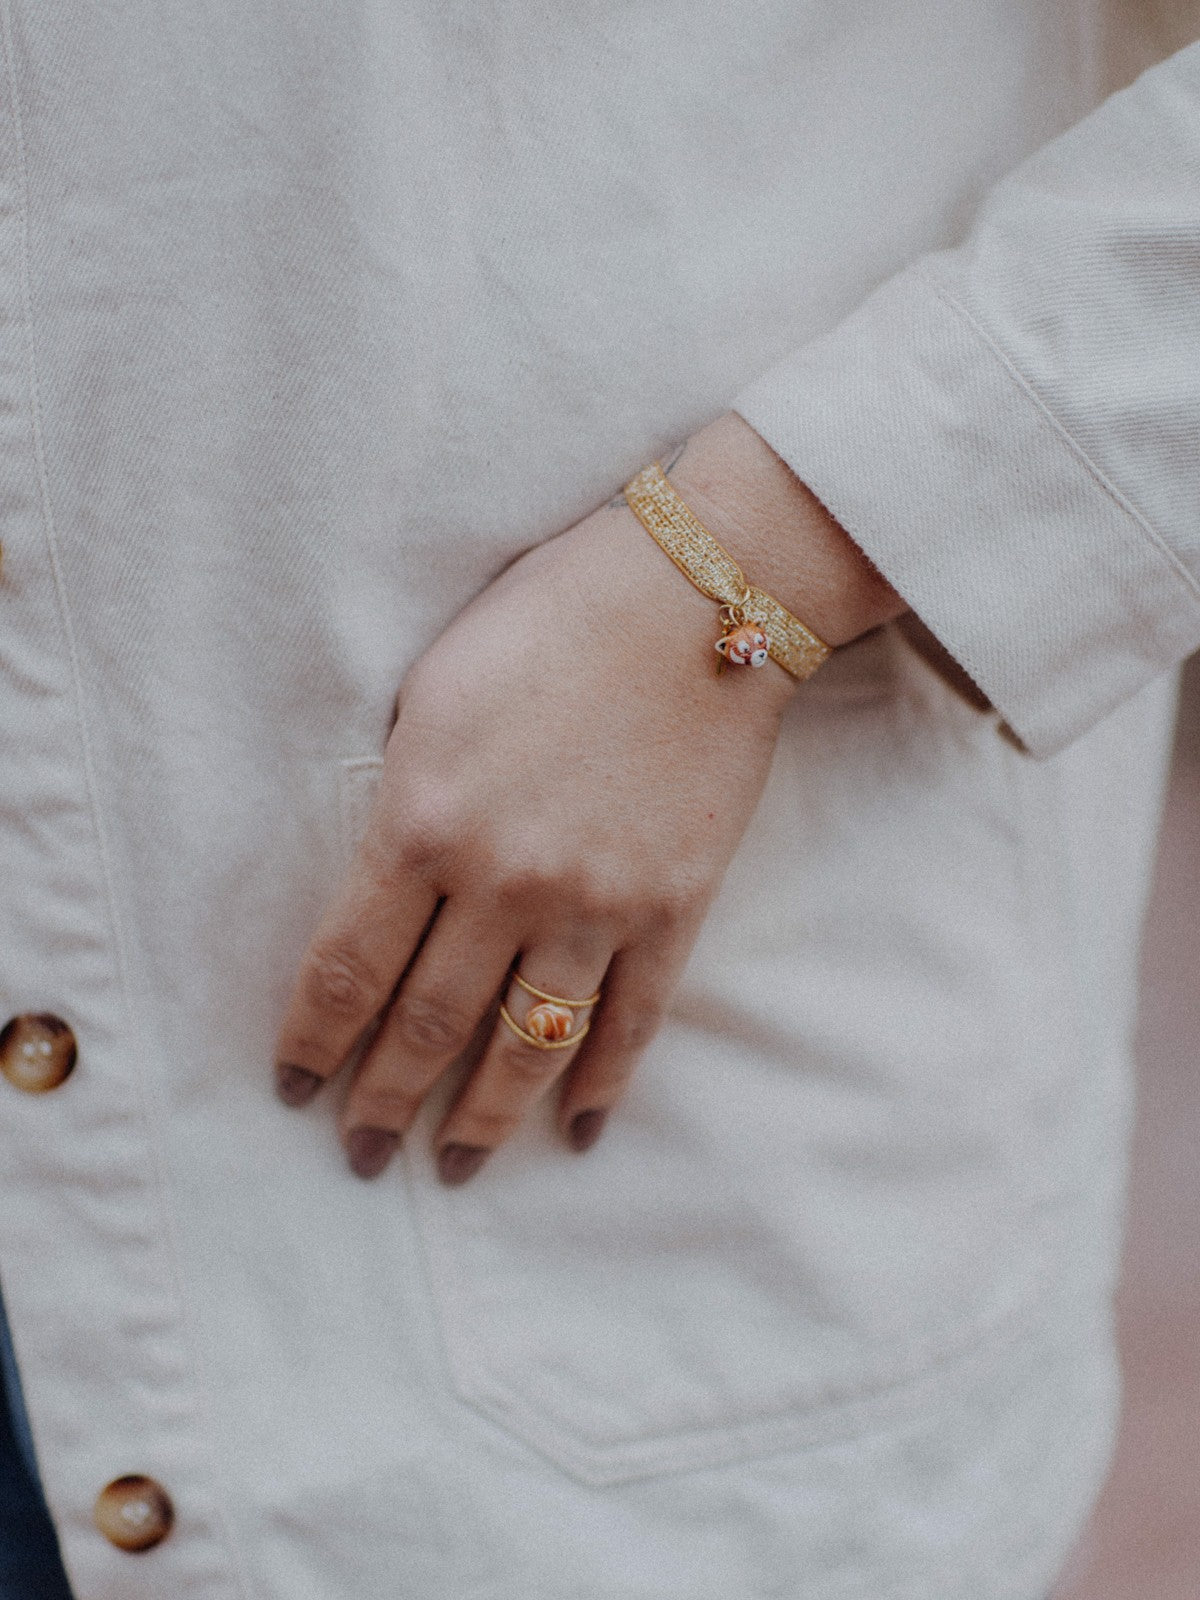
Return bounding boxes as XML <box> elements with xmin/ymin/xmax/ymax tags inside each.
<box><xmin>0</xmin><ymin>1014</ymin><xmax>77</xmax><ymax>1093</ymax></box>
<box><xmin>93</xmin><ymin>1476</ymin><xmax>174</xmax><ymax>1553</ymax></box>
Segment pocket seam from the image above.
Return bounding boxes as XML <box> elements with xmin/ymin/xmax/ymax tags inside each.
<box><xmin>399</xmin><ymin>1094</ymin><xmax>1054</xmax><ymax>1487</ymax></box>
<box><xmin>336</xmin><ymin>734</ymin><xmax>1051</xmax><ymax>1489</ymax></box>
<box><xmin>338</xmin><ymin>757</ymin><xmax>385</xmax><ymax>869</ymax></box>
<box><xmin>458</xmin><ymin>1297</ymin><xmax>1045</xmax><ymax>1486</ymax></box>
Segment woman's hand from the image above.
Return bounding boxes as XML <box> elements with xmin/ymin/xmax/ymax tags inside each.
<box><xmin>272</xmin><ymin>414</ymin><xmax>904</xmax><ymax>1182</ymax></box>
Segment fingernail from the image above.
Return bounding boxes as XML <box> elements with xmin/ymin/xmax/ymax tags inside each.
<box><xmin>346</xmin><ymin>1126</ymin><xmax>400</xmax><ymax>1180</ymax></box>
<box><xmin>569</xmin><ymin>1109</ymin><xmax>607</xmax><ymax>1152</ymax></box>
<box><xmin>437</xmin><ymin>1143</ymin><xmax>489</xmax><ymax>1186</ymax></box>
<box><xmin>276</xmin><ymin>1063</ymin><xmax>322</xmax><ymax>1108</ymax></box>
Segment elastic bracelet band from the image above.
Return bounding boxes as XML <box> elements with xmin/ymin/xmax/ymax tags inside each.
<box><xmin>623</xmin><ymin>462</ymin><xmax>832</xmax><ymax>681</ymax></box>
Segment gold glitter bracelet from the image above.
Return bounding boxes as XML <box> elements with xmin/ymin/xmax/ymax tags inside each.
<box><xmin>623</xmin><ymin>462</ymin><xmax>831</xmax><ymax>681</ymax></box>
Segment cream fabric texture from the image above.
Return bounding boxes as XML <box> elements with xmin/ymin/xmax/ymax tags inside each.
<box><xmin>735</xmin><ymin>39</ymin><xmax>1200</xmax><ymax>758</ymax></box>
<box><xmin>0</xmin><ymin>3</ymin><xmax>1194</xmax><ymax>1597</ymax></box>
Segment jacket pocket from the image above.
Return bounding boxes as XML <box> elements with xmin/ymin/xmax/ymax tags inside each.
<box><xmin>338</xmin><ymin>627</ymin><xmax>1064</xmax><ymax>1486</ymax></box>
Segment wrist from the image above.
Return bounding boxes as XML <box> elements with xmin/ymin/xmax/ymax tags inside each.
<box><xmin>665</xmin><ymin>412</ymin><xmax>906</xmax><ymax>649</ymax></box>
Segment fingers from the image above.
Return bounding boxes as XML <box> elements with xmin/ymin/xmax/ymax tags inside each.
<box><xmin>433</xmin><ymin>942</ymin><xmax>610</xmax><ymax>1185</ymax></box>
<box><xmin>274</xmin><ymin>839</ymin><xmax>440</xmax><ymax>1106</ymax></box>
<box><xmin>554</xmin><ymin>937</ymin><xmax>693</xmax><ymax>1152</ymax></box>
<box><xmin>338</xmin><ymin>909</ymin><xmax>516</xmax><ymax>1178</ymax></box>
<box><xmin>277</xmin><ymin>826</ymin><xmax>698</xmax><ymax>1187</ymax></box>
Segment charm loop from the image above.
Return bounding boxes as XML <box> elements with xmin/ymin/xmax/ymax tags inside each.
<box><xmin>718</xmin><ymin>583</ymin><xmax>753</xmax><ymax>631</ymax></box>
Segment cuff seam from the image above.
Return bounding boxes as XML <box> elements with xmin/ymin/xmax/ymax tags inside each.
<box><xmin>916</xmin><ymin>263</ymin><xmax>1200</xmax><ymax>611</ymax></box>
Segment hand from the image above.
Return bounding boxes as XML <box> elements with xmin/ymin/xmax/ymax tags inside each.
<box><xmin>272</xmin><ymin>414</ymin><xmax>904</xmax><ymax>1182</ymax></box>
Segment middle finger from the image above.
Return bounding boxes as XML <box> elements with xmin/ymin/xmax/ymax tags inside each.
<box><xmin>340</xmin><ymin>904</ymin><xmax>516</xmax><ymax>1178</ymax></box>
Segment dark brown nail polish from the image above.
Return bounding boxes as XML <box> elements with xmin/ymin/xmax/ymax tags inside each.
<box><xmin>276</xmin><ymin>1063</ymin><xmax>322</xmax><ymax>1108</ymax></box>
<box><xmin>346</xmin><ymin>1126</ymin><xmax>400</xmax><ymax>1180</ymax></box>
<box><xmin>437</xmin><ymin>1143</ymin><xmax>489</xmax><ymax>1186</ymax></box>
<box><xmin>569</xmin><ymin>1109</ymin><xmax>607</xmax><ymax>1152</ymax></box>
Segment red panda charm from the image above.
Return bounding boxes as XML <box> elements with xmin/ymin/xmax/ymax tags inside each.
<box><xmin>715</xmin><ymin>623</ymin><xmax>770</xmax><ymax>669</ymax></box>
<box><xmin>525</xmin><ymin>1002</ymin><xmax>575</xmax><ymax>1043</ymax></box>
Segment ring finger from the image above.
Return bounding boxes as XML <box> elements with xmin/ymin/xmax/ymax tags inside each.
<box><xmin>433</xmin><ymin>941</ymin><xmax>610</xmax><ymax>1186</ymax></box>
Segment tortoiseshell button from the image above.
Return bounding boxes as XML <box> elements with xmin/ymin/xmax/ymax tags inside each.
<box><xmin>0</xmin><ymin>1014</ymin><xmax>77</xmax><ymax>1093</ymax></box>
<box><xmin>93</xmin><ymin>1476</ymin><xmax>174</xmax><ymax>1553</ymax></box>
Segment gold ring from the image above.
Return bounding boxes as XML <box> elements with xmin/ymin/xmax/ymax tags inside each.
<box><xmin>499</xmin><ymin>970</ymin><xmax>602</xmax><ymax>1052</ymax></box>
<box><xmin>511</xmin><ymin>971</ymin><xmax>602</xmax><ymax>1009</ymax></box>
<box><xmin>499</xmin><ymin>1003</ymin><xmax>591</xmax><ymax>1052</ymax></box>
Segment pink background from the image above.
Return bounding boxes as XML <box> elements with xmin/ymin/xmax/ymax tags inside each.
<box><xmin>1054</xmin><ymin>658</ymin><xmax>1200</xmax><ymax>1598</ymax></box>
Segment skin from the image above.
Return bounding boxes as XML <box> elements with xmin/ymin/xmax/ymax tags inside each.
<box><xmin>273</xmin><ymin>412</ymin><xmax>907</xmax><ymax>1182</ymax></box>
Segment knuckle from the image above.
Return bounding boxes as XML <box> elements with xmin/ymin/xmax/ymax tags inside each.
<box><xmin>566</xmin><ymin>870</ymin><xmax>627</xmax><ymax>926</ymax></box>
<box><xmin>451</xmin><ymin>1105</ymin><xmax>521</xmax><ymax>1148</ymax></box>
<box><xmin>369</xmin><ymin>791</ymin><xmax>460</xmax><ymax>884</ymax></box>
<box><xmin>303</xmin><ymin>942</ymin><xmax>382</xmax><ymax>1019</ymax></box>
<box><xmin>493</xmin><ymin>859</ymin><xmax>553</xmax><ymax>913</ymax></box>
<box><xmin>497</xmin><ymin>1037</ymin><xmax>566</xmax><ymax>1087</ymax></box>
<box><xmin>394</xmin><ymin>817</ymin><xmax>454</xmax><ymax>880</ymax></box>
<box><xmin>508</xmin><ymin>859</ymin><xmax>630</xmax><ymax>929</ymax></box>
<box><xmin>391</xmin><ymin>993</ymin><xmax>474</xmax><ymax>1057</ymax></box>
<box><xmin>348</xmin><ymin>1085</ymin><xmax>421</xmax><ymax>1130</ymax></box>
<box><xmin>562</xmin><ymin>1080</ymin><xmax>625</xmax><ymax>1122</ymax></box>
<box><xmin>649</xmin><ymin>870</ymin><xmax>707</xmax><ymax>931</ymax></box>
<box><xmin>606</xmin><ymin>1007</ymin><xmax>661</xmax><ymax>1056</ymax></box>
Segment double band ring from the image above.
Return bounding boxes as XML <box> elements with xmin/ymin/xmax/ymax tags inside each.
<box><xmin>512</xmin><ymin>972</ymin><xmax>602</xmax><ymax>1009</ymax></box>
<box><xmin>499</xmin><ymin>970</ymin><xmax>602</xmax><ymax>1052</ymax></box>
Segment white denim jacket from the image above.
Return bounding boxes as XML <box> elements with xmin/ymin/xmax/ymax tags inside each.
<box><xmin>0</xmin><ymin>2</ymin><xmax>1197</xmax><ymax>1596</ymax></box>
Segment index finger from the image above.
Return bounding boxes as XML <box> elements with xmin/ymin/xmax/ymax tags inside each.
<box><xmin>274</xmin><ymin>838</ymin><xmax>440</xmax><ymax>1105</ymax></box>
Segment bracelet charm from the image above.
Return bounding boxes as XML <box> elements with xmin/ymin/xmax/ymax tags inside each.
<box><xmin>715</xmin><ymin>617</ymin><xmax>769</xmax><ymax>671</ymax></box>
<box><xmin>623</xmin><ymin>462</ymin><xmax>831</xmax><ymax>682</ymax></box>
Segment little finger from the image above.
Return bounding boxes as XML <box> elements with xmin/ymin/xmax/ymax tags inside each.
<box><xmin>556</xmin><ymin>936</ymin><xmax>694</xmax><ymax>1153</ymax></box>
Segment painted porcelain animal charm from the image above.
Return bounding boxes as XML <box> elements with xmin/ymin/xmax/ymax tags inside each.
<box><xmin>715</xmin><ymin>622</ymin><xmax>770</xmax><ymax>669</ymax></box>
<box><xmin>525</xmin><ymin>1002</ymin><xmax>575</xmax><ymax>1043</ymax></box>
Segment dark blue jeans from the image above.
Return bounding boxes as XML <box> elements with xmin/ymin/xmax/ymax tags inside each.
<box><xmin>0</xmin><ymin>1285</ymin><xmax>73</xmax><ymax>1600</ymax></box>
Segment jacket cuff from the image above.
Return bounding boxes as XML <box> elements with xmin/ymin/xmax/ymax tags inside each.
<box><xmin>733</xmin><ymin>263</ymin><xmax>1200</xmax><ymax>758</ymax></box>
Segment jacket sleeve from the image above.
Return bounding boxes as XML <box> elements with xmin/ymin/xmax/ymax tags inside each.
<box><xmin>733</xmin><ymin>40</ymin><xmax>1200</xmax><ymax>758</ymax></box>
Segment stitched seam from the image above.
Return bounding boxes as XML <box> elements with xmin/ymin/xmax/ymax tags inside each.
<box><xmin>446</xmin><ymin>1278</ymin><xmax>1056</xmax><ymax>1488</ymax></box>
<box><xmin>917</xmin><ymin>264</ymin><xmax>1200</xmax><ymax>610</ymax></box>
<box><xmin>0</xmin><ymin>10</ymin><xmax>255</xmax><ymax>1595</ymax></box>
